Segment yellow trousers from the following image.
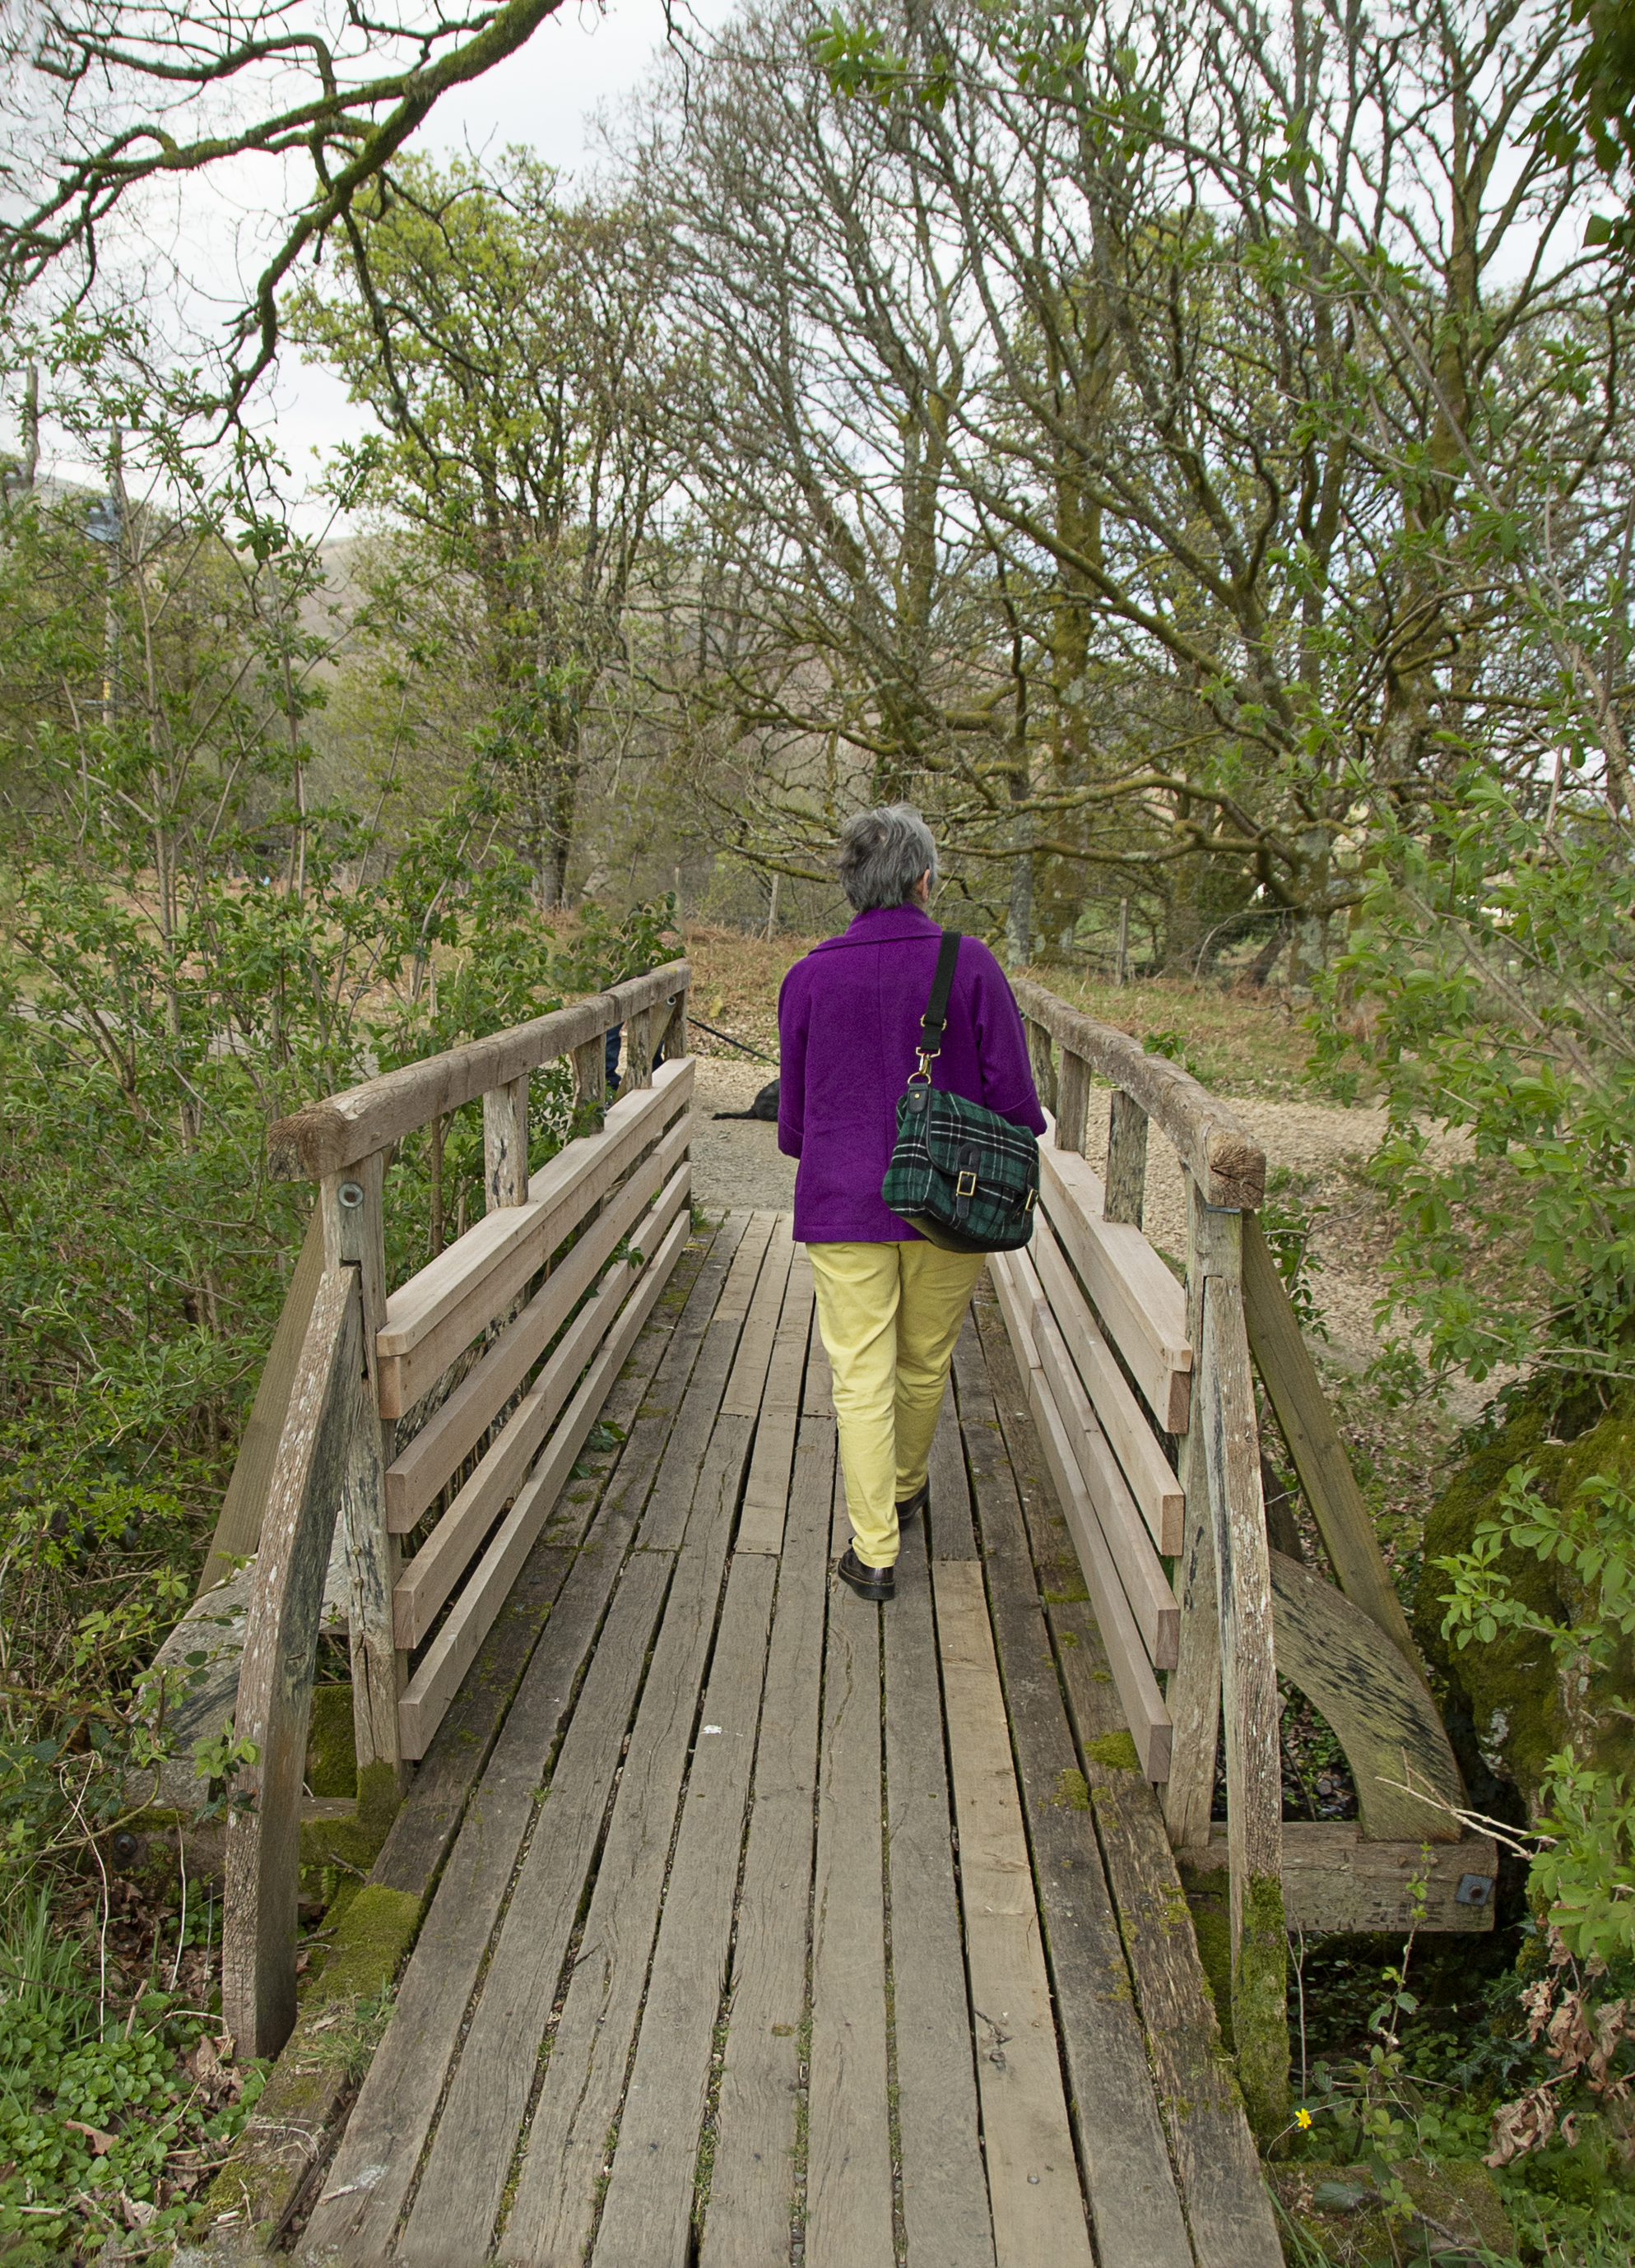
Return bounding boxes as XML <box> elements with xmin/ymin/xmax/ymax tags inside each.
<box><xmin>807</xmin><ymin>1240</ymin><xmax>987</xmax><ymax>1568</ymax></box>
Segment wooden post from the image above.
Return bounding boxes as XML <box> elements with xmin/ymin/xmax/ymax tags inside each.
<box><xmin>483</xmin><ymin>1074</ymin><xmax>530</xmax><ymax>1211</ymax></box>
<box><xmin>1057</xmin><ymin>1048</ymin><xmax>1090</xmax><ymax>1156</ymax></box>
<box><xmin>1103</xmin><ymin>1090</ymin><xmax>1149</xmax><ymax>1229</ymax></box>
<box><xmin>572</xmin><ymin>1034</ymin><xmax>606</xmax><ymax>1133</ymax></box>
<box><xmin>321</xmin><ymin>1150</ymin><xmax>403</xmax><ymax>1790</ymax></box>
<box><xmin>1196</xmin><ymin>1199</ymin><xmax>1288</xmax><ymax>2138</ymax></box>
<box><xmin>222</xmin><ymin>1266</ymin><xmax>362</xmax><ymax>2060</ymax></box>
<box><xmin>1115</xmin><ymin>896</ymin><xmax>1130</xmax><ymax>986</ymax></box>
<box><xmin>668</xmin><ymin>985</ymin><xmax>689</xmax><ymax>1064</ymax></box>
<box><xmin>1163</xmin><ymin>1174</ymin><xmax>1220</xmax><ymax>1854</ymax></box>
<box><xmin>1025</xmin><ymin>1018</ymin><xmax>1058</xmax><ymax>1120</ymax></box>
<box><xmin>625</xmin><ymin>1004</ymin><xmax>655</xmax><ymax>1091</ymax></box>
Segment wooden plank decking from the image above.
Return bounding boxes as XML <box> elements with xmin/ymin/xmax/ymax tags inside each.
<box><xmin>299</xmin><ymin>1210</ymin><xmax>1278</xmax><ymax>2268</ymax></box>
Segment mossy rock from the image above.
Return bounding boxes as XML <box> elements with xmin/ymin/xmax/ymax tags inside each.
<box><xmin>1270</xmin><ymin>2158</ymin><xmax>1511</xmax><ymax>2265</ymax></box>
<box><xmin>1414</xmin><ymin>1384</ymin><xmax>1635</xmax><ymax>1813</ymax></box>
<box><xmin>1396</xmin><ymin>2158</ymin><xmax>1512</xmax><ymax>2253</ymax></box>
<box><xmin>304</xmin><ymin>1684</ymin><xmax>358</xmax><ymax>1799</ymax></box>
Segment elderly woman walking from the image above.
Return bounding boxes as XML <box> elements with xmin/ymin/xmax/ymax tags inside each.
<box><xmin>778</xmin><ymin>805</ymin><xmax>1046</xmax><ymax>1600</ymax></box>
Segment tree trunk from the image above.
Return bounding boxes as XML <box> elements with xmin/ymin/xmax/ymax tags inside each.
<box><xmin>1005</xmin><ymin>851</ymin><xmax>1033</xmax><ymax>970</ymax></box>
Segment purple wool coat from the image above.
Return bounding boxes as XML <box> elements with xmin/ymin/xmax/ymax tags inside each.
<box><xmin>777</xmin><ymin>904</ymin><xmax>1047</xmax><ymax>1245</ymax></box>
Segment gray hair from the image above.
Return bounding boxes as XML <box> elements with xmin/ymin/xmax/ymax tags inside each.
<box><xmin>836</xmin><ymin>804</ymin><xmax>938</xmax><ymax>911</ymax></box>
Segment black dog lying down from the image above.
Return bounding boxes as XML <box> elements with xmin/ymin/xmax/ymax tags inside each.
<box><xmin>713</xmin><ymin>1077</ymin><xmax>779</xmax><ymax>1122</ymax></box>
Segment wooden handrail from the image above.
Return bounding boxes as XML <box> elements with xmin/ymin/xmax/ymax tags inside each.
<box><xmin>266</xmin><ymin>962</ymin><xmax>690</xmax><ymax>1180</ymax></box>
<box><xmin>1012</xmin><ymin>978</ymin><xmax>1266</xmax><ymax>1209</ymax></box>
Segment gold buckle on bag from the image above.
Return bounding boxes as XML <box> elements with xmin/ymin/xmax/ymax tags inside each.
<box><xmin>956</xmin><ymin>1169</ymin><xmax>978</xmax><ymax>1198</ymax></box>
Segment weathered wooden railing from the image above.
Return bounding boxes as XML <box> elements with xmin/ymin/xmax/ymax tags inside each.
<box><xmin>992</xmin><ymin>980</ymin><xmax>1496</xmax><ymax>2129</ymax></box>
<box><xmin>216</xmin><ymin>963</ymin><xmax>693</xmax><ymax>2056</ymax></box>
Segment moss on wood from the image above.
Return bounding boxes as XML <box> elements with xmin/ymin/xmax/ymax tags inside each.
<box><xmin>194</xmin><ymin>1885</ymin><xmax>422</xmax><ymax>2254</ymax></box>
<box><xmin>1233</xmin><ymin>1870</ymin><xmax>1290</xmax><ymax>2140</ymax></box>
<box><xmin>1177</xmin><ymin>1866</ymin><xmax>1233</xmax><ymax>2048</ymax></box>
<box><xmin>304</xmin><ymin>1685</ymin><xmax>357</xmax><ymax>1798</ymax></box>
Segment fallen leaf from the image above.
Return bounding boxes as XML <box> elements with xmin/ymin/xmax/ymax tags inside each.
<box><xmin>1312</xmin><ymin>2180</ymin><xmax>1376</xmax><ymax>2215</ymax></box>
<box><xmin>188</xmin><ymin>2032</ymin><xmax>239</xmax><ymax>2101</ymax></box>
<box><xmin>1488</xmin><ymin>2084</ymin><xmax>1559</xmax><ymax>2166</ymax></box>
<box><xmin>63</xmin><ymin>2120</ymin><xmax>118</xmax><ymax>2154</ymax></box>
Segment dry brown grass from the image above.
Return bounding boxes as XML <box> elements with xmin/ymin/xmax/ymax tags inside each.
<box><xmin>677</xmin><ymin>923</ymin><xmax>1317</xmax><ymax>1100</ymax></box>
<box><xmin>1014</xmin><ymin>963</ymin><xmax>1316</xmax><ymax>1100</ymax></box>
<box><xmin>680</xmin><ymin>925</ymin><xmax>818</xmax><ymax>1063</ymax></box>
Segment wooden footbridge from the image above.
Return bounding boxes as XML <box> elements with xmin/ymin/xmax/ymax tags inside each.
<box><xmin>173</xmin><ymin>960</ymin><xmax>1499</xmax><ymax>2265</ymax></box>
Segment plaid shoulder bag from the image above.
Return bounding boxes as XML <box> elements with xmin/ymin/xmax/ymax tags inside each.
<box><xmin>880</xmin><ymin>930</ymin><xmax>1039</xmax><ymax>1254</ymax></box>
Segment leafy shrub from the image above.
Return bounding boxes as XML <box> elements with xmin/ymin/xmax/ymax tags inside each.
<box><xmin>1312</xmin><ymin>768</ymin><xmax>1635</xmax><ymax>1398</ymax></box>
<box><xmin>1440</xmin><ymin>1460</ymin><xmax>1635</xmax><ymax>1962</ymax></box>
<box><xmin>0</xmin><ymin>1882</ymin><xmax>262</xmax><ymax>2256</ymax></box>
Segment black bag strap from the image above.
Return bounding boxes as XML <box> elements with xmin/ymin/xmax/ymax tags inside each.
<box><xmin>913</xmin><ymin>930</ymin><xmax>961</xmax><ymax>1082</ymax></box>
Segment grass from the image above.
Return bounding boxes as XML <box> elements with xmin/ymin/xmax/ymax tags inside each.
<box><xmin>679</xmin><ymin>921</ymin><xmax>1322</xmax><ymax>1101</ymax></box>
<box><xmin>1014</xmin><ymin>962</ymin><xmax>1317</xmax><ymax>1099</ymax></box>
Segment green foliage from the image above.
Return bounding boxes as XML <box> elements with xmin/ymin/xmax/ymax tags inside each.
<box><xmin>1261</xmin><ymin>1166</ymin><xmax>1329</xmax><ymax>1338</ymax></box>
<box><xmin>286</xmin><ymin>151</ymin><xmax>670</xmax><ymax>899</ymax></box>
<box><xmin>1291</xmin><ymin>1867</ymin><xmax>1498</xmax><ymax>2203</ymax></box>
<box><xmin>0</xmin><ymin>480</ymin><xmax>564</xmax><ymax>1865</ymax></box>
<box><xmin>1440</xmin><ymin>1456</ymin><xmax>1635</xmax><ymax>1962</ymax></box>
<box><xmin>551</xmin><ymin>895</ymin><xmax>681</xmax><ymax>996</ymax></box>
<box><xmin>1140</xmin><ymin>1027</ymin><xmax>1201</xmax><ymax>1074</ymax></box>
<box><xmin>1442</xmin><ymin>1465</ymin><xmax>1635</xmax><ymax>1666</ymax></box>
<box><xmin>0</xmin><ymin>1882</ymin><xmax>263</xmax><ymax>2255</ymax></box>
<box><xmin>1321</xmin><ymin>763</ymin><xmax>1635</xmax><ymax>1971</ymax></box>
<box><xmin>188</xmin><ymin>1722</ymin><xmax>261</xmax><ymax>1825</ymax></box>
<box><xmin>807</xmin><ymin>13</ymin><xmax>954</xmax><ymax>108</ymax></box>
<box><xmin>1313</xmin><ymin>768</ymin><xmax>1635</xmax><ymax>1394</ymax></box>
<box><xmin>1537</xmin><ymin>0</ymin><xmax>1635</xmax><ymax>255</ymax></box>
<box><xmin>1526</xmin><ymin>1762</ymin><xmax>1635</xmax><ymax>1961</ymax></box>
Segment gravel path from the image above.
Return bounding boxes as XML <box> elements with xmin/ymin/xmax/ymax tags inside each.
<box><xmin>689</xmin><ymin>1059</ymin><xmax>797</xmax><ymax>1212</ymax></box>
<box><xmin>1081</xmin><ymin>1097</ymin><xmax>1396</xmax><ymax>1374</ymax></box>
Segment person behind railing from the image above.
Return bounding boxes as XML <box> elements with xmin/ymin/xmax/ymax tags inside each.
<box><xmin>778</xmin><ymin>805</ymin><xmax>1045</xmax><ymax>1601</ymax></box>
<box><xmin>603</xmin><ymin>1018</ymin><xmax>667</xmax><ymax>1096</ymax></box>
<box><xmin>593</xmin><ymin>899</ymin><xmax>683</xmax><ymax>1096</ymax></box>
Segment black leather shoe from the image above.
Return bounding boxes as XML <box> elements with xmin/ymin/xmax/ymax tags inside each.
<box><xmin>895</xmin><ymin>1480</ymin><xmax>930</xmax><ymax>1524</ymax></box>
<box><xmin>837</xmin><ymin>1547</ymin><xmax>895</xmax><ymax>1602</ymax></box>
